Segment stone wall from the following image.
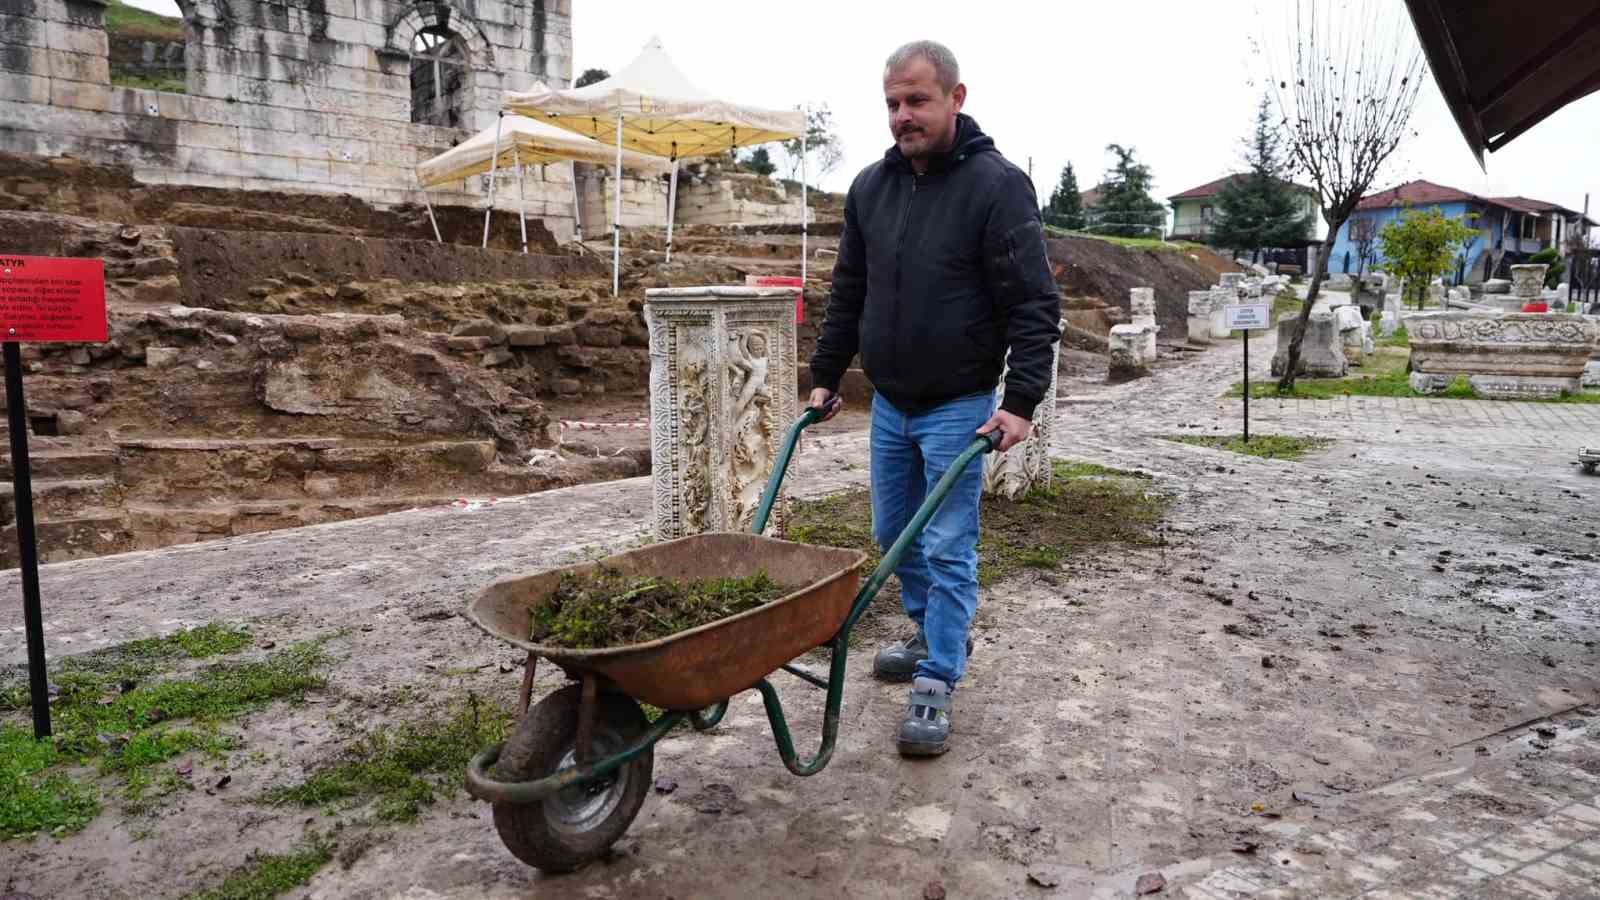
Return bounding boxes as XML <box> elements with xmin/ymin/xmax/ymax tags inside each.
<box><xmin>107</xmin><ymin>34</ymin><xmax>185</xmax><ymax>84</ymax></box>
<box><xmin>574</xmin><ymin>165</ymin><xmax>809</xmax><ymax>235</ymax></box>
<box><xmin>1</xmin><ymin>0</ymin><xmax>578</xmax><ymax>233</ymax></box>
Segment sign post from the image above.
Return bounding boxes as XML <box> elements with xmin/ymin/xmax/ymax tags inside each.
<box><xmin>1223</xmin><ymin>302</ymin><xmax>1272</xmax><ymax>444</ymax></box>
<box><xmin>0</xmin><ymin>255</ymin><xmax>108</xmax><ymax>739</ymax></box>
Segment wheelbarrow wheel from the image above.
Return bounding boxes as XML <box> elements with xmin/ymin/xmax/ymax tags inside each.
<box><xmin>489</xmin><ymin>684</ymin><xmax>653</xmax><ymax>873</ymax></box>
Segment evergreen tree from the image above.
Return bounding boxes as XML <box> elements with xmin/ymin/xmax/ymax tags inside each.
<box><xmin>1210</xmin><ymin>95</ymin><xmax>1315</xmax><ymax>256</ymax></box>
<box><xmin>741</xmin><ymin>146</ymin><xmax>776</xmax><ymax>177</ymax></box>
<box><xmin>1042</xmin><ymin>162</ymin><xmax>1086</xmax><ymax>230</ymax></box>
<box><xmin>1094</xmin><ymin>144</ymin><xmax>1165</xmax><ymax>238</ymax></box>
<box><xmin>574</xmin><ymin>68</ymin><xmax>610</xmax><ymax>88</ymax></box>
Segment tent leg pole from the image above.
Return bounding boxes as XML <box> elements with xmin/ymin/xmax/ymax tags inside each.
<box><xmin>482</xmin><ymin>112</ymin><xmax>504</xmax><ymax>250</ymax></box>
<box><xmin>422</xmin><ymin>191</ymin><xmax>442</xmax><ymax>243</ymax></box>
<box><xmin>666</xmin><ymin>157</ymin><xmax>679</xmax><ymax>264</ymax></box>
<box><xmin>514</xmin><ymin>144</ymin><xmax>528</xmax><ymax>255</ymax></box>
<box><xmin>613</xmin><ymin>115</ymin><xmax>623</xmax><ymax>298</ymax></box>
<box><xmin>572</xmin><ymin>163</ymin><xmax>584</xmax><ymax>244</ymax></box>
<box><xmin>801</xmin><ymin>107</ymin><xmax>808</xmax><ymax>324</ymax></box>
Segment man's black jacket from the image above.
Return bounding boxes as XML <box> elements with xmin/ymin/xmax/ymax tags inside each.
<box><xmin>808</xmin><ymin>114</ymin><xmax>1061</xmax><ymax>420</ymax></box>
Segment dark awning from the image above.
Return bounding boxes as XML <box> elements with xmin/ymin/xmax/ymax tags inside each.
<box><xmin>1403</xmin><ymin>1</ymin><xmax>1600</xmax><ymax>164</ymax></box>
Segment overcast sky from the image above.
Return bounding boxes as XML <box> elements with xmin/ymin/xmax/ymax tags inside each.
<box><xmin>125</xmin><ymin>0</ymin><xmax>1600</xmax><ymax>219</ymax></box>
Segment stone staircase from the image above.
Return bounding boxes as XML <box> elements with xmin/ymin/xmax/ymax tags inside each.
<box><xmin>0</xmin><ymin>433</ymin><xmax>571</xmax><ymax>566</ymax></box>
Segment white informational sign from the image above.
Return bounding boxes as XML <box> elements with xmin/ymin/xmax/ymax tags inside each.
<box><xmin>1224</xmin><ymin>303</ymin><xmax>1272</xmax><ymax>330</ymax></box>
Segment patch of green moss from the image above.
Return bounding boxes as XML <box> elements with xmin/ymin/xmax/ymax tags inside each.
<box><xmin>186</xmin><ymin>835</ymin><xmax>334</xmax><ymax>900</ymax></box>
<box><xmin>0</xmin><ymin>724</ymin><xmax>100</xmax><ymax>839</ymax></box>
<box><xmin>1</xmin><ymin>633</ymin><xmax>325</xmax><ymax>836</ymax></box>
<box><xmin>787</xmin><ymin>459</ymin><xmax>1168</xmax><ymax>590</ymax></box>
<box><xmin>263</xmin><ymin>699</ymin><xmax>509</xmax><ymax>823</ymax></box>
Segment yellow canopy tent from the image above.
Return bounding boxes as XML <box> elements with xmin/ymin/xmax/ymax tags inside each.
<box><xmin>415</xmin><ymin>114</ymin><xmax>669</xmax><ymax>252</ymax></box>
<box><xmin>504</xmin><ymin>37</ymin><xmax>808</xmax><ymax>294</ymax></box>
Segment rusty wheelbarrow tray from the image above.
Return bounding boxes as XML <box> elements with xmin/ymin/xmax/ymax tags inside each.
<box><xmin>463</xmin><ymin>405</ymin><xmax>999</xmax><ymax>872</ymax></box>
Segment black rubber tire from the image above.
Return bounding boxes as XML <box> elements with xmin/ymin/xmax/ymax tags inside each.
<box><xmin>1584</xmin><ymin>461</ymin><xmax>1598</xmax><ymax>475</ymax></box>
<box><xmin>488</xmin><ymin>685</ymin><xmax>653</xmax><ymax>873</ymax></box>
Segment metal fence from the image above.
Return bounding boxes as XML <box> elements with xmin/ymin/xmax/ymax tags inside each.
<box><xmin>1570</xmin><ymin>248</ymin><xmax>1599</xmax><ymax>311</ymax></box>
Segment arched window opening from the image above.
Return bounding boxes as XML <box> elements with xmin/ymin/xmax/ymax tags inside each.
<box><xmin>411</xmin><ymin>27</ymin><xmax>467</xmax><ymax>128</ymax></box>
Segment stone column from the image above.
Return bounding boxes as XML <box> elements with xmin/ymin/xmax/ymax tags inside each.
<box><xmin>1187</xmin><ymin>290</ymin><xmax>1213</xmax><ymax>345</ymax></box>
<box><xmin>1210</xmin><ymin>273</ymin><xmax>1244</xmax><ymax>338</ymax></box>
<box><xmin>983</xmin><ymin>319</ymin><xmax>1064</xmax><ymax>500</ymax></box>
<box><xmin>1109</xmin><ymin>287</ymin><xmax>1160</xmax><ymax>383</ymax></box>
<box><xmin>1380</xmin><ymin>292</ymin><xmax>1402</xmax><ymax>336</ymax></box>
<box><xmin>644</xmin><ymin>286</ymin><xmax>799</xmax><ymax>540</ymax></box>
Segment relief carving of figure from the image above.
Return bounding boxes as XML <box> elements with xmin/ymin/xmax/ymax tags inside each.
<box><xmin>727</xmin><ymin>330</ymin><xmax>774</xmax><ymax>529</ymax></box>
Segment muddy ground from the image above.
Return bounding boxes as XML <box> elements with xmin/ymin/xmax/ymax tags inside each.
<box><xmin>3</xmin><ymin>329</ymin><xmax>1599</xmax><ymax>900</ymax></box>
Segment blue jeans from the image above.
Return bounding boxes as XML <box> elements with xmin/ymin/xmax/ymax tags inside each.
<box><xmin>870</xmin><ymin>390</ymin><xmax>994</xmax><ymax>687</ymax></box>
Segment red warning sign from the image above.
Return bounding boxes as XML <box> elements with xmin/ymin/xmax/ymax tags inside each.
<box><xmin>0</xmin><ymin>256</ymin><xmax>109</xmax><ymax>343</ymax></box>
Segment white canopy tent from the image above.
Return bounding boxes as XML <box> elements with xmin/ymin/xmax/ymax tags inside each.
<box><xmin>414</xmin><ymin>114</ymin><xmax>670</xmax><ymax>252</ymax></box>
<box><xmin>503</xmin><ymin>37</ymin><xmax>809</xmax><ymax>295</ymax></box>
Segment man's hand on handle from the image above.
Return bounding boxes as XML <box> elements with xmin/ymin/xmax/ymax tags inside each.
<box><xmin>977</xmin><ymin>409</ymin><xmax>1031</xmax><ymax>452</ymax></box>
<box><xmin>808</xmin><ymin>388</ymin><xmax>842</xmax><ymax>422</ymax></box>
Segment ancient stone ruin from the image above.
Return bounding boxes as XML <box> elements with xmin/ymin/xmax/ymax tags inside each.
<box><xmin>1107</xmin><ymin>287</ymin><xmax>1159</xmax><ymax>382</ymax></box>
<box><xmin>1270</xmin><ymin>311</ymin><xmax>1348</xmax><ymax>378</ymax></box>
<box><xmin>1407</xmin><ymin>311</ymin><xmax>1599</xmax><ymax>399</ymax></box>
<box><xmin>983</xmin><ymin>319</ymin><xmax>1064</xmax><ymax>500</ymax></box>
<box><xmin>643</xmin><ymin>286</ymin><xmax>798</xmax><ymax>541</ymax></box>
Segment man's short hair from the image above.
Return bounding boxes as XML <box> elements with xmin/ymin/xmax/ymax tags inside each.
<box><xmin>885</xmin><ymin>40</ymin><xmax>960</xmax><ymax>94</ymax></box>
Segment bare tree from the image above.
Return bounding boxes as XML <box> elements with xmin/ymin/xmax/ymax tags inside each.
<box><xmin>1350</xmin><ymin>215</ymin><xmax>1379</xmax><ymax>280</ymax></box>
<box><xmin>1269</xmin><ymin>0</ymin><xmax>1424</xmax><ymax>390</ymax></box>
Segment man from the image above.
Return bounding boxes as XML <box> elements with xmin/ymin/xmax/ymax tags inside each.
<box><xmin>807</xmin><ymin>40</ymin><xmax>1061</xmax><ymax>756</ymax></box>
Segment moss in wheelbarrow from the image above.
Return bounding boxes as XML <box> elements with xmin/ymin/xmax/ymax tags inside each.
<box><xmin>529</xmin><ymin>569</ymin><xmax>790</xmax><ymax>649</ymax></box>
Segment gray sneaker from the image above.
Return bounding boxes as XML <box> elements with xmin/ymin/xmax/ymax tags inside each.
<box><xmin>898</xmin><ymin>676</ymin><xmax>952</xmax><ymax>756</ymax></box>
<box><xmin>871</xmin><ymin>631</ymin><xmax>975</xmax><ymax>683</ymax></box>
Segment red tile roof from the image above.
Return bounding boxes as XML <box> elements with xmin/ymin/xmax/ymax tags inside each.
<box><xmin>1356</xmin><ymin>180</ymin><xmax>1485</xmax><ymax>210</ymax></box>
<box><xmin>1356</xmin><ymin>181</ymin><xmax>1598</xmax><ymax>226</ymax></box>
<box><xmin>1168</xmin><ymin>173</ymin><xmax>1314</xmax><ymax>201</ymax></box>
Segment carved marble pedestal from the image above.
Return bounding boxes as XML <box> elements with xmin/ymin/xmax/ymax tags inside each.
<box><xmin>983</xmin><ymin>319</ymin><xmax>1064</xmax><ymax>500</ymax></box>
<box><xmin>1406</xmin><ymin>311</ymin><xmax>1599</xmax><ymax>399</ymax></box>
<box><xmin>644</xmin><ymin>286</ymin><xmax>799</xmax><ymax>540</ymax></box>
<box><xmin>1270</xmin><ymin>311</ymin><xmax>1348</xmax><ymax>378</ymax></box>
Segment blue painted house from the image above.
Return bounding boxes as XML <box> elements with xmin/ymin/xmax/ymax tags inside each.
<box><xmin>1328</xmin><ymin>180</ymin><xmax>1595</xmax><ymax>284</ymax></box>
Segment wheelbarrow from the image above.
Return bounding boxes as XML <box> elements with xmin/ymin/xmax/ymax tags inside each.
<box><xmin>463</xmin><ymin>405</ymin><xmax>1000</xmax><ymax>872</ymax></box>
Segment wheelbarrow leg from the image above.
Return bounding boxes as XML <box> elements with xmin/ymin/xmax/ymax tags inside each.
<box><xmin>517</xmin><ymin>652</ymin><xmax>538</xmax><ymax>715</ymax></box>
<box><xmin>576</xmin><ymin>674</ymin><xmax>598</xmax><ymax>764</ymax></box>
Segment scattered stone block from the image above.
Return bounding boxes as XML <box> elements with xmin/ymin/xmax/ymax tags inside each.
<box><xmin>1187</xmin><ymin>290</ymin><xmax>1213</xmax><ymax>345</ymax></box>
<box><xmin>1482</xmin><ymin>278</ymin><xmax>1512</xmax><ymax>295</ymax></box>
<box><xmin>1108</xmin><ymin>323</ymin><xmax>1159</xmax><ymax>382</ymax></box>
<box><xmin>1408</xmin><ymin>311</ymin><xmax>1598</xmax><ymax>399</ymax></box>
<box><xmin>67</xmin><ymin>348</ymin><xmax>91</xmax><ymax>366</ymax></box>
<box><xmin>554</xmin><ymin>378</ymin><xmax>582</xmax><ymax>395</ymax></box>
<box><xmin>55</xmin><ymin>410</ymin><xmax>87</xmax><ymax>435</ymax></box>
<box><xmin>506</xmin><ymin>325</ymin><xmax>547</xmax><ymax>347</ymax></box>
<box><xmin>481</xmin><ymin>349</ymin><xmax>515</xmax><ymax>367</ymax></box>
<box><xmin>1270</xmin><ymin>312</ymin><xmax>1348</xmax><ymax>378</ymax></box>
<box><xmin>145</xmin><ymin>346</ymin><xmax>181</xmax><ymax>368</ymax></box>
<box><xmin>447</xmin><ymin>336</ymin><xmax>495</xmax><ymax>352</ymax></box>
<box><xmin>452</xmin><ymin>319</ymin><xmax>508</xmax><ymax>345</ymax></box>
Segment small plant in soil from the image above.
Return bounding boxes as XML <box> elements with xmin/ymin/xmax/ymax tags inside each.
<box><xmin>0</xmin><ymin>629</ymin><xmax>326</xmax><ymax>838</ymax></box>
<box><xmin>186</xmin><ymin>832</ymin><xmax>335</xmax><ymax>900</ymax></box>
<box><xmin>1162</xmin><ymin>434</ymin><xmax>1333</xmax><ymax>461</ymax></box>
<box><xmin>529</xmin><ymin>568</ymin><xmax>789</xmax><ymax>649</ymax></box>
<box><xmin>262</xmin><ymin>698</ymin><xmax>510</xmax><ymax>823</ymax></box>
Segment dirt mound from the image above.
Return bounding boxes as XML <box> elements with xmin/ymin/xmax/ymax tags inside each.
<box><xmin>0</xmin><ymin>152</ymin><xmax>555</xmax><ymax>251</ymax></box>
<box><xmin>167</xmin><ymin>228</ymin><xmax>599</xmax><ymax>307</ymax></box>
<box><xmin>1046</xmin><ymin>234</ymin><xmax>1241</xmax><ymax>339</ymax></box>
